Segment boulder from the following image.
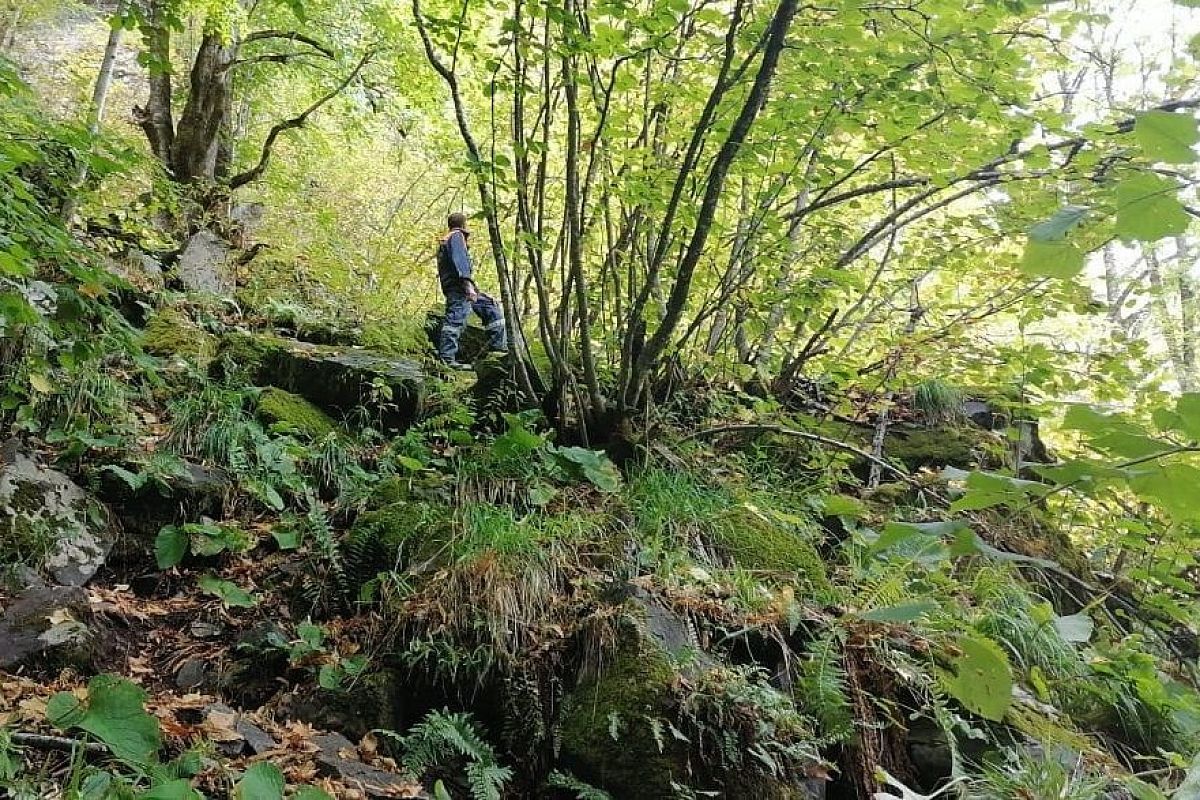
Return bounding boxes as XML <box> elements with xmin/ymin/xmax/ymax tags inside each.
<box><xmin>142</xmin><ymin>308</ymin><xmax>218</xmax><ymax>364</ymax></box>
<box><xmin>0</xmin><ymin>584</ymin><xmax>92</xmax><ymax>669</ymax></box>
<box><xmin>559</xmin><ymin>597</ymin><xmax>824</xmax><ymax>800</ymax></box>
<box><xmin>1</xmin><ymin>439</ymin><xmax>115</xmax><ymax>586</ymax></box>
<box><xmin>213</xmin><ymin>331</ymin><xmax>424</xmax><ymax>431</ymax></box>
<box><xmin>178</xmin><ymin>229</ymin><xmax>234</xmax><ymax>296</ymax></box>
<box><xmin>255</xmin><ymin>387</ymin><xmax>337</xmax><ymax>441</ymax></box>
<box><xmin>312</xmin><ymin>731</ymin><xmax>428</xmax><ymax>799</ymax></box>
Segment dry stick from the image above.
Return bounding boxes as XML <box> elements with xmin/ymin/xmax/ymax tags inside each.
<box><xmin>682</xmin><ymin>423</ymin><xmax>921</xmax><ymax>487</ymax></box>
<box><xmin>11</xmin><ymin>732</ymin><xmax>109</xmax><ymax>756</ymax></box>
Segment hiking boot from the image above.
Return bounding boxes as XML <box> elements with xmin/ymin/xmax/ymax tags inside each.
<box><xmin>442</xmin><ymin>360</ymin><xmax>474</xmax><ymax>372</ymax></box>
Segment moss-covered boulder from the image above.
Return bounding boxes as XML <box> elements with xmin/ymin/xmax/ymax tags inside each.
<box><xmin>142</xmin><ymin>308</ymin><xmax>217</xmax><ymax>364</ymax></box>
<box><xmin>256</xmin><ymin>387</ymin><xmax>336</xmax><ymax>441</ymax></box>
<box><xmin>212</xmin><ymin>331</ymin><xmax>424</xmax><ymax>431</ymax></box>
<box><xmin>709</xmin><ymin>506</ymin><xmax>831</xmax><ymax>593</ymax></box>
<box><xmin>883</xmin><ymin>427</ymin><xmax>982</xmax><ymax>471</ymax></box>
<box><xmin>559</xmin><ymin>637</ymin><xmax>688</xmax><ymax>798</ymax></box>
<box><xmin>343</xmin><ymin>500</ymin><xmax>455</xmax><ymax>588</ymax></box>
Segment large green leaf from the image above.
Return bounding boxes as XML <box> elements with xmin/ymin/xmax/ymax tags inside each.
<box><xmin>1134</xmin><ymin>110</ymin><xmax>1199</xmax><ymax>163</ymax></box>
<box><xmin>1115</xmin><ymin>172</ymin><xmax>1189</xmax><ymax>242</ymax></box>
<box><xmin>235</xmin><ymin>763</ymin><xmax>285</xmax><ymax>800</ymax></box>
<box><xmin>155</xmin><ymin>525</ymin><xmax>188</xmax><ymax>569</ymax></box>
<box><xmin>47</xmin><ymin>675</ymin><xmax>161</xmax><ymax>764</ymax></box>
<box><xmin>943</xmin><ymin>635</ymin><xmax>1012</xmax><ymax>721</ymax></box>
<box><xmin>1028</xmin><ymin>205</ymin><xmax>1089</xmax><ymax>241</ymax></box>
<box><xmin>197</xmin><ymin>575</ymin><xmax>258</xmax><ymax>608</ymax></box>
<box><xmin>1019</xmin><ymin>239</ymin><xmax>1084</xmax><ymax>278</ymax></box>
<box><xmin>1176</xmin><ymin>393</ymin><xmax>1200</xmax><ymax>440</ymax></box>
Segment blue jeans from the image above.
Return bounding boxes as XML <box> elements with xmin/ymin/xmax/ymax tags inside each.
<box><xmin>438</xmin><ymin>287</ymin><xmax>507</xmax><ymax>362</ymax></box>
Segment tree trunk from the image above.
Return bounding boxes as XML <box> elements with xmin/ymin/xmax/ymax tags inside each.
<box><xmin>137</xmin><ymin>0</ymin><xmax>175</xmax><ymax>168</ymax></box>
<box><xmin>171</xmin><ymin>33</ymin><xmax>236</xmax><ymax>183</ymax></box>
<box><xmin>63</xmin><ymin>0</ymin><xmax>130</xmax><ymax>223</ymax></box>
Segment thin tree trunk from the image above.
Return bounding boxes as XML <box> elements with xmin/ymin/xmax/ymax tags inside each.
<box><xmin>63</xmin><ymin>0</ymin><xmax>130</xmax><ymax>223</ymax></box>
<box><xmin>624</xmin><ymin>0</ymin><xmax>801</xmax><ymax>410</ymax></box>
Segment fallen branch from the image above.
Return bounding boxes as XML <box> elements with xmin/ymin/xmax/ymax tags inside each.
<box><xmin>10</xmin><ymin>732</ymin><xmax>109</xmax><ymax>756</ymax></box>
<box><xmin>682</xmin><ymin>423</ymin><xmax>917</xmax><ymax>486</ymax></box>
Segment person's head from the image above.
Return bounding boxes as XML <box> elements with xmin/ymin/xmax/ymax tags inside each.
<box><xmin>447</xmin><ymin>212</ymin><xmax>468</xmax><ymax>232</ymax></box>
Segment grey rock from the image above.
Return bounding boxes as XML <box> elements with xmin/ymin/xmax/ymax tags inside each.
<box><xmin>230</xmin><ymin>203</ymin><xmax>266</xmax><ymax>238</ymax></box>
<box><xmin>313</xmin><ymin>732</ymin><xmax>426</xmax><ymax>799</ymax></box>
<box><xmin>178</xmin><ymin>229</ymin><xmax>233</xmax><ymax>296</ymax></box>
<box><xmin>213</xmin><ymin>332</ymin><xmax>425</xmax><ymax>431</ymax></box>
<box><xmin>175</xmin><ymin>658</ymin><xmax>208</xmax><ymax>690</ymax></box>
<box><xmin>236</xmin><ymin>717</ymin><xmax>279</xmax><ymax>755</ymax></box>
<box><xmin>1</xmin><ymin>439</ymin><xmax>115</xmax><ymax>586</ymax></box>
<box><xmin>0</xmin><ymin>585</ymin><xmax>89</xmax><ymax>668</ymax></box>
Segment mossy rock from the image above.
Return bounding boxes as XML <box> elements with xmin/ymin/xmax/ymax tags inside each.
<box><xmin>255</xmin><ymin>387</ymin><xmax>336</xmax><ymax>441</ymax></box>
<box><xmin>559</xmin><ymin>638</ymin><xmax>688</xmax><ymax>798</ymax></box>
<box><xmin>709</xmin><ymin>506</ymin><xmax>831</xmax><ymax>593</ymax></box>
<box><xmin>884</xmin><ymin>427</ymin><xmax>980</xmax><ymax>470</ymax></box>
<box><xmin>344</xmin><ymin>500</ymin><xmax>454</xmax><ymax>588</ymax></box>
<box><xmin>142</xmin><ymin>308</ymin><xmax>217</xmax><ymax>364</ymax></box>
<box><xmin>212</xmin><ymin>331</ymin><xmax>424</xmax><ymax>431</ymax></box>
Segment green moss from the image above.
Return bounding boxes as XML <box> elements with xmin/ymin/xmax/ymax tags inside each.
<box><xmin>256</xmin><ymin>387</ymin><xmax>336</xmax><ymax>441</ymax></box>
<box><xmin>368</xmin><ymin>476</ymin><xmax>412</xmax><ymax>507</ymax></box>
<box><xmin>143</xmin><ymin>309</ymin><xmax>217</xmax><ymax>363</ymax></box>
<box><xmin>213</xmin><ymin>330</ymin><xmax>288</xmax><ymax>379</ymax></box>
<box><xmin>709</xmin><ymin>506</ymin><xmax>831</xmax><ymax>593</ymax></box>
<box><xmin>884</xmin><ymin>427</ymin><xmax>977</xmax><ymax>470</ymax></box>
<box><xmin>559</xmin><ymin>639</ymin><xmax>687</xmax><ymax>798</ymax></box>
<box><xmin>344</xmin><ymin>501</ymin><xmax>454</xmax><ymax>587</ymax></box>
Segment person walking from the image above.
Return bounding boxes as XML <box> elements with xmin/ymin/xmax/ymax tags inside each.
<box><xmin>436</xmin><ymin>212</ymin><xmax>507</xmax><ymax>369</ymax></box>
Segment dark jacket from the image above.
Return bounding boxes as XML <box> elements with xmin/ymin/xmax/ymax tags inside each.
<box><xmin>437</xmin><ymin>229</ymin><xmax>472</xmax><ymax>294</ymax></box>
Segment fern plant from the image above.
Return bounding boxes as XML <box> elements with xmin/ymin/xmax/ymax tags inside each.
<box><xmin>380</xmin><ymin>710</ymin><xmax>512</xmax><ymax>800</ymax></box>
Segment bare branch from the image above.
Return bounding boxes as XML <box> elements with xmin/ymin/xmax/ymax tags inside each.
<box><xmin>228</xmin><ymin>50</ymin><xmax>373</xmax><ymax>190</ymax></box>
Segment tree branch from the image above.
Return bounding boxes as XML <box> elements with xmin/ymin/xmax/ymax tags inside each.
<box><xmin>228</xmin><ymin>50</ymin><xmax>372</xmax><ymax>190</ymax></box>
<box><xmin>242</xmin><ymin>30</ymin><xmax>335</xmax><ymax>59</ymax></box>
<box><xmin>682</xmin><ymin>423</ymin><xmax>919</xmax><ymax>485</ymax></box>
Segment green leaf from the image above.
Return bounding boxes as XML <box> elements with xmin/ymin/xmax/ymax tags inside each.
<box><xmin>1115</xmin><ymin>172</ymin><xmax>1189</xmax><ymax>242</ymax></box>
<box><xmin>822</xmin><ymin>494</ymin><xmax>866</xmax><ymax>518</ymax></box>
<box><xmin>155</xmin><ymin>525</ymin><xmax>188</xmax><ymax>569</ymax></box>
<box><xmin>292</xmin><ymin>789</ymin><xmax>335</xmax><ymax>800</ymax></box>
<box><xmin>550</xmin><ymin>446</ymin><xmax>623</xmax><ymax>493</ymax></box>
<box><xmin>1020</xmin><ymin>239</ymin><xmax>1084</xmax><ymax>278</ymax></box>
<box><xmin>142</xmin><ymin>780</ymin><xmax>202</xmax><ymax>800</ymax></box>
<box><xmin>272</xmin><ymin>527</ymin><xmax>301</xmax><ymax>550</ymax></box>
<box><xmin>198</xmin><ymin>575</ymin><xmax>258</xmax><ymax>608</ymax></box>
<box><xmin>1134</xmin><ymin>110</ymin><xmax>1199</xmax><ymax>163</ymax></box>
<box><xmin>47</xmin><ymin>675</ymin><xmax>161</xmax><ymax>764</ymax></box>
<box><xmin>1126</xmin><ymin>778</ymin><xmax>1168</xmax><ymax>800</ymax></box>
<box><xmin>944</xmin><ymin>635</ymin><xmax>1012</xmax><ymax>721</ymax></box>
<box><xmin>528</xmin><ymin>483</ymin><xmax>557</xmax><ymax>506</ymax></box>
<box><xmin>859</xmin><ymin>600</ymin><xmax>939</xmax><ymax>622</ymax></box>
<box><xmin>236</xmin><ymin>763</ymin><xmax>285</xmax><ymax>800</ymax></box>
<box><xmin>317</xmin><ymin>663</ymin><xmax>344</xmax><ymax>690</ymax></box>
<box><xmin>1028</xmin><ymin>205</ymin><xmax>1089</xmax><ymax>241</ymax></box>
<box><xmin>1052</xmin><ymin>613</ymin><xmax>1093</xmax><ymax>643</ymax></box>
<box><xmin>1176</xmin><ymin>393</ymin><xmax>1200</xmax><ymax>440</ymax></box>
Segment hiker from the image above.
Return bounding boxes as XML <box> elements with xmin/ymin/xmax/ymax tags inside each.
<box><xmin>436</xmin><ymin>212</ymin><xmax>507</xmax><ymax>369</ymax></box>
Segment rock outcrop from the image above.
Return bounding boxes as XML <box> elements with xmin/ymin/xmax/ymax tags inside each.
<box><xmin>1</xmin><ymin>439</ymin><xmax>116</xmax><ymax>586</ymax></box>
<box><xmin>213</xmin><ymin>331</ymin><xmax>424</xmax><ymax>430</ymax></box>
